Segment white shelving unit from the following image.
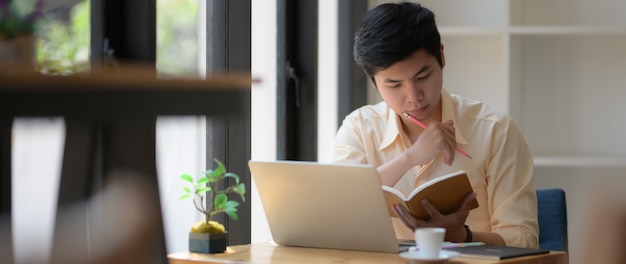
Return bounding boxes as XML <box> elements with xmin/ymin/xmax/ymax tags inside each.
<box><xmin>402</xmin><ymin>0</ymin><xmax>626</xmax><ymax>166</ymax></box>
<box><xmin>369</xmin><ymin>1</ymin><xmax>626</xmax><ymax>261</ymax></box>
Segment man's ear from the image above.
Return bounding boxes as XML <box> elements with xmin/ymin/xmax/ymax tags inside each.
<box><xmin>367</xmin><ymin>71</ymin><xmax>378</xmax><ymax>90</ymax></box>
<box><xmin>440</xmin><ymin>44</ymin><xmax>446</xmax><ymax>68</ymax></box>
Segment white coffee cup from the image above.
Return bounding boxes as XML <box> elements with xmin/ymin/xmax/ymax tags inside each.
<box><xmin>414</xmin><ymin>227</ymin><xmax>446</xmax><ymax>258</ymax></box>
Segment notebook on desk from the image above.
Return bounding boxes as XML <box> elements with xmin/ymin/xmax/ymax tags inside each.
<box><xmin>248</xmin><ymin>160</ymin><xmax>404</xmax><ymax>253</ymax></box>
<box><xmin>447</xmin><ymin>245</ymin><xmax>550</xmax><ymax>260</ymax></box>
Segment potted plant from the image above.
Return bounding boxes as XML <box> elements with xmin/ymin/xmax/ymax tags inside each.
<box><xmin>0</xmin><ymin>0</ymin><xmax>43</xmax><ymax>72</ymax></box>
<box><xmin>180</xmin><ymin>158</ymin><xmax>246</xmax><ymax>254</ymax></box>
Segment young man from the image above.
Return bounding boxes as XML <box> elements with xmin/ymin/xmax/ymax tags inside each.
<box><xmin>326</xmin><ymin>2</ymin><xmax>538</xmax><ymax>248</ymax></box>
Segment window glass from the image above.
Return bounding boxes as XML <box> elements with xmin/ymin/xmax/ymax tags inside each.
<box><xmin>36</xmin><ymin>0</ymin><xmax>90</xmax><ymax>75</ymax></box>
<box><xmin>156</xmin><ymin>0</ymin><xmax>201</xmax><ymax>77</ymax></box>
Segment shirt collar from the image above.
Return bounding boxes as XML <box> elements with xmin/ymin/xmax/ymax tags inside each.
<box><xmin>379</xmin><ymin>108</ymin><xmax>403</xmax><ymax>151</ymax></box>
<box><xmin>379</xmin><ymin>88</ymin><xmax>468</xmax><ymax>151</ymax></box>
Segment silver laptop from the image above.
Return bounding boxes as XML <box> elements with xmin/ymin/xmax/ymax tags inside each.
<box><xmin>248</xmin><ymin>160</ymin><xmax>402</xmax><ymax>253</ymax></box>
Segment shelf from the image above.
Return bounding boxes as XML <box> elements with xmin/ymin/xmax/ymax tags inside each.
<box><xmin>414</xmin><ymin>2</ymin><xmax>626</xmax><ymax>262</ymax></box>
<box><xmin>508</xmin><ymin>26</ymin><xmax>626</xmax><ymax>36</ymax></box>
<box><xmin>439</xmin><ymin>27</ymin><xmax>503</xmax><ymax>36</ymax></box>
<box><xmin>0</xmin><ymin>68</ymin><xmax>252</xmax><ymax>119</ymax></box>
<box><xmin>534</xmin><ymin>155</ymin><xmax>626</xmax><ymax>168</ymax></box>
<box><xmin>509</xmin><ymin>0</ymin><xmax>626</xmax><ymax>29</ymax></box>
<box><xmin>439</xmin><ymin>26</ymin><xmax>626</xmax><ymax>36</ymax></box>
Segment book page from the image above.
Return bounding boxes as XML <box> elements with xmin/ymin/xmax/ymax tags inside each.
<box><xmin>406</xmin><ymin>170</ymin><xmax>467</xmax><ymax>199</ymax></box>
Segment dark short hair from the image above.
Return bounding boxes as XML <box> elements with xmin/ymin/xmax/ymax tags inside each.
<box><xmin>354</xmin><ymin>2</ymin><xmax>442</xmax><ymax>81</ymax></box>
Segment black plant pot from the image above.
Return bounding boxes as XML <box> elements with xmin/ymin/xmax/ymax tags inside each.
<box><xmin>189</xmin><ymin>232</ymin><xmax>228</xmax><ymax>253</ymax></box>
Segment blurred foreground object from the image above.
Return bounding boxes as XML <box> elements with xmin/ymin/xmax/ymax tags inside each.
<box><xmin>49</xmin><ymin>171</ymin><xmax>165</xmax><ymax>264</ymax></box>
<box><xmin>578</xmin><ymin>187</ymin><xmax>626</xmax><ymax>264</ymax></box>
<box><xmin>0</xmin><ymin>34</ymin><xmax>35</xmax><ymax>73</ymax></box>
<box><xmin>1</xmin><ymin>171</ymin><xmax>165</xmax><ymax>264</ymax></box>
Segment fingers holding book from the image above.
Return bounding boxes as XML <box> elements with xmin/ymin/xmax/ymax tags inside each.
<box><xmin>393</xmin><ymin>192</ymin><xmax>478</xmax><ymax>242</ymax></box>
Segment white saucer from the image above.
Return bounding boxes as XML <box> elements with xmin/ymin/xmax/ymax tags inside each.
<box><xmin>399</xmin><ymin>250</ymin><xmax>460</xmax><ymax>263</ymax></box>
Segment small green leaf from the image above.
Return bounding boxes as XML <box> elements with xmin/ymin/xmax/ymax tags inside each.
<box><xmin>179</xmin><ymin>194</ymin><xmax>191</xmax><ymax>200</ymax></box>
<box><xmin>182</xmin><ymin>186</ymin><xmax>191</xmax><ymax>193</ymax></box>
<box><xmin>234</xmin><ymin>183</ymin><xmax>246</xmax><ymax>201</ymax></box>
<box><xmin>214</xmin><ymin>193</ymin><xmax>228</xmax><ymax>210</ymax></box>
<box><xmin>213</xmin><ymin>159</ymin><xmax>226</xmax><ymax>177</ymax></box>
<box><xmin>197</xmin><ymin>177</ymin><xmax>210</xmax><ymax>185</ymax></box>
<box><xmin>196</xmin><ymin>187</ymin><xmax>212</xmax><ymax>194</ymax></box>
<box><xmin>180</xmin><ymin>174</ymin><xmax>193</xmax><ymax>183</ymax></box>
<box><xmin>195</xmin><ymin>177</ymin><xmax>211</xmax><ymax>190</ymax></box>
<box><xmin>205</xmin><ymin>169</ymin><xmax>220</xmax><ymax>180</ymax></box>
<box><xmin>226</xmin><ymin>211</ymin><xmax>238</xmax><ymax>221</ymax></box>
<box><xmin>224</xmin><ymin>201</ymin><xmax>240</xmax><ymax>220</ymax></box>
<box><xmin>224</xmin><ymin>172</ymin><xmax>239</xmax><ymax>184</ymax></box>
<box><xmin>224</xmin><ymin>200</ymin><xmax>239</xmax><ymax>210</ymax></box>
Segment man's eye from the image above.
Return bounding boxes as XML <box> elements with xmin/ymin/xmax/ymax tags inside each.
<box><xmin>417</xmin><ymin>73</ymin><xmax>431</xmax><ymax>80</ymax></box>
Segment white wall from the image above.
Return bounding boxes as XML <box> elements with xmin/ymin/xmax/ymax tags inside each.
<box><xmin>317</xmin><ymin>0</ymin><xmax>339</xmax><ymax>161</ymax></box>
<box><xmin>250</xmin><ymin>0</ymin><xmax>277</xmax><ymax>243</ymax></box>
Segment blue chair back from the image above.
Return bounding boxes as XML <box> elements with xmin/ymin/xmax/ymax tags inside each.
<box><xmin>536</xmin><ymin>188</ymin><xmax>568</xmax><ymax>252</ymax></box>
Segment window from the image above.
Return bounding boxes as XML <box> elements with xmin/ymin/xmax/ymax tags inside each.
<box><xmin>9</xmin><ymin>1</ymin><xmax>251</xmax><ymax>263</ymax></box>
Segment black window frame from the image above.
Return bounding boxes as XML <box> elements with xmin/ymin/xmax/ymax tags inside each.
<box><xmin>204</xmin><ymin>0</ymin><xmax>251</xmax><ymax>246</ymax></box>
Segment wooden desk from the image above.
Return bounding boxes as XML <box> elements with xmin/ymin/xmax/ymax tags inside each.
<box><xmin>167</xmin><ymin>242</ymin><xmax>568</xmax><ymax>264</ymax></box>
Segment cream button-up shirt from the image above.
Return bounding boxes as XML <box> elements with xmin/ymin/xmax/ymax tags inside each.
<box><xmin>326</xmin><ymin>89</ymin><xmax>539</xmax><ymax>248</ymax></box>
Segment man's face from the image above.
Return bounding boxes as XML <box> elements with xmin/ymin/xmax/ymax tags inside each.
<box><xmin>373</xmin><ymin>48</ymin><xmax>445</xmax><ymax>127</ymax></box>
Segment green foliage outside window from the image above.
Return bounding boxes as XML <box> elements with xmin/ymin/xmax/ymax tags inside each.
<box><xmin>36</xmin><ymin>1</ymin><xmax>90</xmax><ymax>75</ymax></box>
<box><xmin>34</xmin><ymin>0</ymin><xmax>199</xmax><ymax>76</ymax></box>
<box><xmin>157</xmin><ymin>0</ymin><xmax>199</xmax><ymax>77</ymax></box>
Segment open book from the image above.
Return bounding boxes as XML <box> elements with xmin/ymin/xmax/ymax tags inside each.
<box><xmin>382</xmin><ymin>170</ymin><xmax>479</xmax><ymax>220</ymax></box>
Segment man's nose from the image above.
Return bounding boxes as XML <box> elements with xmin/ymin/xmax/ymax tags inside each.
<box><xmin>406</xmin><ymin>84</ymin><xmax>423</xmax><ymax>102</ymax></box>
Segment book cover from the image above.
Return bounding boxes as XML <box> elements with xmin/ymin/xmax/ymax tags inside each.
<box><xmin>447</xmin><ymin>245</ymin><xmax>550</xmax><ymax>260</ymax></box>
<box><xmin>382</xmin><ymin>170</ymin><xmax>478</xmax><ymax>220</ymax></box>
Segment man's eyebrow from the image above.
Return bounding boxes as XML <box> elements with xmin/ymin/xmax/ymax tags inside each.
<box><xmin>414</xmin><ymin>65</ymin><xmax>432</xmax><ymax>77</ymax></box>
<box><xmin>382</xmin><ymin>65</ymin><xmax>432</xmax><ymax>83</ymax></box>
<box><xmin>383</xmin><ymin>78</ymin><xmax>401</xmax><ymax>83</ymax></box>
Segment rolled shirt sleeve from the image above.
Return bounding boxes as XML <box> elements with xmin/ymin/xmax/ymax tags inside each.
<box><xmin>486</xmin><ymin>119</ymin><xmax>539</xmax><ymax>248</ymax></box>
